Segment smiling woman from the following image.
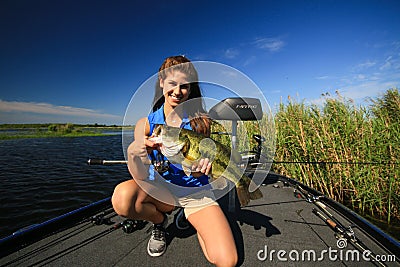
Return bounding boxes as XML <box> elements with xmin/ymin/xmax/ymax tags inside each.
<box><xmin>112</xmin><ymin>55</ymin><xmax>238</xmax><ymax>265</ymax></box>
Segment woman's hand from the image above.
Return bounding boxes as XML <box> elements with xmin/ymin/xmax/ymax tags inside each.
<box><xmin>127</xmin><ymin>136</ymin><xmax>161</xmax><ymax>180</ymax></box>
<box><xmin>128</xmin><ymin>137</ymin><xmax>160</xmax><ymax>163</ymax></box>
<box><xmin>192</xmin><ymin>158</ymin><xmax>212</xmax><ymax>176</ymax></box>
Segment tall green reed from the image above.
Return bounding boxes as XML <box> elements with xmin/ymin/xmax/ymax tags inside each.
<box><xmin>272</xmin><ymin>89</ymin><xmax>399</xmax><ymax>224</ymax></box>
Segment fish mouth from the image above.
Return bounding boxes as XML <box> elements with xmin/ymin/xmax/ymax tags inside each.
<box><xmin>159</xmin><ymin>142</ymin><xmax>184</xmax><ymax>158</ymax></box>
<box><xmin>153</xmin><ymin>125</ymin><xmax>185</xmax><ymax>157</ymax></box>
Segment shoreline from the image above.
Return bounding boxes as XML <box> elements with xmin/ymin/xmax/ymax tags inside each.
<box><xmin>0</xmin><ymin>123</ymin><xmax>127</xmax><ymax>140</ymax></box>
<box><xmin>0</xmin><ymin>132</ymin><xmax>112</xmax><ymax>140</ymax></box>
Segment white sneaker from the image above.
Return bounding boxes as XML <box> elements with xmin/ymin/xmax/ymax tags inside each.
<box><xmin>147</xmin><ymin>215</ymin><xmax>168</xmax><ymax>257</ymax></box>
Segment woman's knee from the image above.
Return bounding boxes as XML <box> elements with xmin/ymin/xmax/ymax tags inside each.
<box><xmin>210</xmin><ymin>248</ymin><xmax>238</xmax><ymax>267</ymax></box>
<box><xmin>111</xmin><ymin>180</ymin><xmax>139</xmax><ymax>217</ymax></box>
<box><xmin>189</xmin><ymin>205</ymin><xmax>238</xmax><ymax>267</ymax></box>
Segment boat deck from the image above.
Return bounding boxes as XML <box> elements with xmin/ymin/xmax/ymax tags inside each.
<box><xmin>1</xmin><ymin>174</ymin><xmax>399</xmax><ymax>266</ymax></box>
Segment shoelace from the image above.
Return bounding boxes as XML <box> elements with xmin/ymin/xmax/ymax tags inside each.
<box><xmin>152</xmin><ymin>225</ymin><xmax>165</xmax><ymax>240</ymax></box>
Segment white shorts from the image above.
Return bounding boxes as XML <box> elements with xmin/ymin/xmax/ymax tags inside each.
<box><xmin>135</xmin><ymin>171</ymin><xmax>219</xmax><ymax>219</ymax></box>
<box><xmin>177</xmin><ymin>189</ymin><xmax>219</xmax><ymax>219</ymax></box>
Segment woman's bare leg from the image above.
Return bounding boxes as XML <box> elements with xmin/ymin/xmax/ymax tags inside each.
<box><xmin>112</xmin><ymin>179</ymin><xmax>175</xmax><ymax>224</ymax></box>
<box><xmin>188</xmin><ymin>205</ymin><xmax>238</xmax><ymax>267</ymax></box>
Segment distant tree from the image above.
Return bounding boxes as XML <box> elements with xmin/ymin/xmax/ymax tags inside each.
<box><xmin>63</xmin><ymin>123</ymin><xmax>74</xmax><ymax>133</ymax></box>
<box><xmin>48</xmin><ymin>124</ymin><xmax>58</xmax><ymax>132</ymax></box>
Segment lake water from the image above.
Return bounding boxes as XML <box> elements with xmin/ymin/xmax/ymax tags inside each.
<box><xmin>0</xmin><ymin>135</ymin><xmax>131</xmax><ymax>239</ymax></box>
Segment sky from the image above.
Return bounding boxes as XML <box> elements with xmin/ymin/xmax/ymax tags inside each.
<box><xmin>1</xmin><ymin>0</ymin><xmax>399</xmax><ymax>125</ymax></box>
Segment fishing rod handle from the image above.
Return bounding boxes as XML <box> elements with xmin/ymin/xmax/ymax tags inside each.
<box><xmin>312</xmin><ymin>208</ymin><xmax>337</xmax><ymax>230</ymax></box>
<box><xmin>87</xmin><ymin>159</ymin><xmax>128</xmax><ymax>165</ymax></box>
<box><xmin>314</xmin><ymin>200</ymin><xmax>337</xmax><ymax>222</ymax></box>
<box><xmin>87</xmin><ymin>159</ymin><xmax>104</xmax><ymax>165</ymax></box>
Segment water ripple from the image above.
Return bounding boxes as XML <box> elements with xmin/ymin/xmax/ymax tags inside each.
<box><xmin>0</xmin><ymin>135</ymin><xmax>129</xmax><ymax>238</ymax></box>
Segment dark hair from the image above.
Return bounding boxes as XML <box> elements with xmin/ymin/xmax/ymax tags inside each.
<box><xmin>152</xmin><ymin>55</ymin><xmax>211</xmax><ymax>136</ymax></box>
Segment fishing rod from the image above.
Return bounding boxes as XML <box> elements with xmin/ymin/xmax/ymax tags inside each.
<box><xmin>241</xmin><ymin>150</ymin><xmax>399</xmax><ymax>166</ymax></box>
<box><xmin>271</xmin><ymin>160</ymin><xmax>399</xmax><ymax>165</ymax></box>
<box><xmin>296</xmin><ymin>185</ymin><xmax>387</xmax><ymax>267</ymax></box>
<box><xmin>239</xmin><ymin>133</ymin><xmax>399</xmax><ymax>166</ymax></box>
<box><xmin>88</xmin><ymin>157</ymin><xmax>398</xmax><ymax>167</ymax></box>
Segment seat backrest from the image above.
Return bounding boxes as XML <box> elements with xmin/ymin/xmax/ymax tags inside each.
<box><xmin>208</xmin><ymin>97</ymin><xmax>263</xmax><ymax>121</ymax></box>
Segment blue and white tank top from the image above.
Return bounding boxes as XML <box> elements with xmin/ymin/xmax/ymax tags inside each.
<box><xmin>147</xmin><ymin>105</ymin><xmax>210</xmax><ymax>187</ymax></box>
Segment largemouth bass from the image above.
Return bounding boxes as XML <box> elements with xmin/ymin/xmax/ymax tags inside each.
<box><xmin>152</xmin><ymin>125</ymin><xmax>263</xmax><ymax>206</ymax></box>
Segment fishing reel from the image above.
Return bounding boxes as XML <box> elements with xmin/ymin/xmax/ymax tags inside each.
<box><xmin>150</xmin><ymin>152</ymin><xmax>170</xmax><ymax>173</ymax></box>
<box><xmin>89</xmin><ymin>209</ymin><xmax>114</xmax><ymax>225</ymax></box>
<box><xmin>240</xmin><ymin>134</ymin><xmax>267</xmax><ymax>171</ymax></box>
<box><xmin>121</xmin><ymin>219</ymin><xmax>147</xmax><ymax>233</ymax></box>
<box><xmin>253</xmin><ymin>134</ymin><xmax>265</xmax><ymax>159</ymax></box>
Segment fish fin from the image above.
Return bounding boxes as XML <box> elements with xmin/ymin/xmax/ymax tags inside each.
<box><xmin>231</xmin><ymin>149</ymin><xmax>242</xmax><ymax>164</ymax></box>
<box><xmin>181</xmin><ymin>137</ymin><xmax>190</xmax><ymax>155</ymax></box>
<box><xmin>182</xmin><ymin>164</ymin><xmax>192</xmax><ymax>176</ymax></box>
<box><xmin>236</xmin><ymin>186</ymin><xmax>250</xmax><ymax>207</ymax></box>
<box><xmin>210</xmin><ymin>177</ymin><xmax>227</xmax><ymax>190</ymax></box>
<box><xmin>245</xmin><ymin>176</ymin><xmax>263</xmax><ymax>200</ymax></box>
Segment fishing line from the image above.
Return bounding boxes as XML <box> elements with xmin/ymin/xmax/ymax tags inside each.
<box><xmin>272</xmin><ymin>161</ymin><xmax>399</xmax><ymax>165</ymax></box>
<box><xmin>241</xmin><ymin>151</ymin><xmax>399</xmax><ymax>165</ymax></box>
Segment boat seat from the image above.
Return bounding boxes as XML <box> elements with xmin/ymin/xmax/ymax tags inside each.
<box><xmin>208</xmin><ymin>97</ymin><xmax>263</xmax><ymax>121</ymax></box>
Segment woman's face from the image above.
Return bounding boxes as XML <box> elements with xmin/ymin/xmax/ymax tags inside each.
<box><xmin>160</xmin><ymin>70</ymin><xmax>191</xmax><ymax>108</ymax></box>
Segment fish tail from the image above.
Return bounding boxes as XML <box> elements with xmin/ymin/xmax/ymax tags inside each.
<box><xmin>249</xmin><ymin>188</ymin><xmax>263</xmax><ymax>200</ymax></box>
<box><xmin>237</xmin><ymin>175</ymin><xmax>263</xmax><ymax>204</ymax></box>
<box><xmin>236</xmin><ymin>186</ymin><xmax>250</xmax><ymax>207</ymax></box>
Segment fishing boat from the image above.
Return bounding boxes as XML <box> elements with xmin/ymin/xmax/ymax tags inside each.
<box><xmin>1</xmin><ymin>98</ymin><xmax>399</xmax><ymax>266</ymax></box>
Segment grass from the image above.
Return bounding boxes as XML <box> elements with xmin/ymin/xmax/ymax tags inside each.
<box><xmin>0</xmin><ymin>123</ymin><xmax>114</xmax><ymax>140</ymax></box>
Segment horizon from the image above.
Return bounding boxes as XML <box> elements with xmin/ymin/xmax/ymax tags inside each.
<box><xmin>1</xmin><ymin>87</ymin><xmax>393</xmax><ymax>127</ymax></box>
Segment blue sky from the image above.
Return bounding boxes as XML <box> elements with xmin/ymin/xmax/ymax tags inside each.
<box><xmin>1</xmin><ymin>0</ymin><xmax>399</xmax><ymax>125</ymax></box>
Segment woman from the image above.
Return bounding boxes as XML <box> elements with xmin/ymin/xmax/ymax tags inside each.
<box><xmin>112</xmin><ymin>56</ymin><xmax>238</xmax><ymax>266</ymax></box>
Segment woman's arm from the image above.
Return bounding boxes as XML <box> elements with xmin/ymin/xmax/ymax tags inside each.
<box><xmin>127</xmin><ymin>117</ymin><xmax>158</xmax><ymax>180</ymax></box>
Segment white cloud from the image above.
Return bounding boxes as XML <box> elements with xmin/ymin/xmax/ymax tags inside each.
<box><xmin>254</xmin><ymin>37</ymin><xmax>285</xmax><ymax>52</ymax></box>
<box><xmin>306</xmin><ymin>41</ymin><xmax>400</xmax><ymax>107</ymax></box>
<box><xmin>315</xmin><ymin>75</ymin><xmax>332</xmax><ymax>80</ymax></box>
<box><xmin>224</xmin><ymin>48</ymin><xmax>239</xmax><ymax>59</ymax></box>
<box><xmin>307</xmin><ymin>96</ymin><xmax>327</xmax><ymax>106</ymax></box>
<box><xmin>243</xmin><ymin>55</ymin><xmax>257</xmax><ymax>66</ymax></box>
<box><xmin>0</xmin><ymin>100</ymin><xmax>121</xmax><ymax>123</ymax></box>
<box><xmin>306</xmin><ymin>78</ymin><xmax>399</xmax><ymax>107</ymax></box>
<box><xmin>355</xmin><ymin>74</ymin><xmax>366</xmax><ymax>81</ymax></box>
<box><xmin>380</xmin><ymin>56</ymin><xmax>393</xmax><ymax>70</ymax></box>
<box><xmin>353</xmin><ymin>60</ymin><xmax>376</xmax><ymax>71</ymax></box>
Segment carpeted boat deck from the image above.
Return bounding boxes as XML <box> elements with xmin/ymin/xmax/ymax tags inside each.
<box><xmin>1</xmin><ymin>177</ymin><xmax>398</xmax><ymax>267</ymax></box>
